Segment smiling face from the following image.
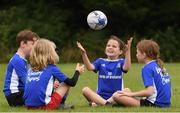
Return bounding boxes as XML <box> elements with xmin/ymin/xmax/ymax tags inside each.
<box><xmin>105</xmin><ymin>39</ymin><xmax>122</xmax><ymax>60</ymax></box>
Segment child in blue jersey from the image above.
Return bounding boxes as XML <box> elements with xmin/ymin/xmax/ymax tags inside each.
<box><xmin>24</xmin><ymin>39</ymin><xmax>84</xmax><ymax>110</ymax></box>
<box><xmin>113</xmin><ymin>39</ymin><xmax>171</xmax><ymax>107</ymax></box>
<box><xmin>3</xmin><ymin>30</ymin><xmax>39</xmax><ymax>106</ymax></box>
<box><xmin>77</xmin><ymin>35</ymin><xmax>133</xmax><ymax>106</ymax></box>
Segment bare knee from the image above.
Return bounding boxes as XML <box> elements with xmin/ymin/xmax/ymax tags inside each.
<box><xmin>112</xmin><ymin>92</ymin><xmax>120</xmax><ymax>100</ymax></box>
<box><xmin>112</xmin><ymin>92</ymin><xmax>140</xmax><ymax>107</ymax></box>
<box><xmin>113</xmin><ymin>92</ymin><xmax>126</xmax><ymax>103</ymax></box>
<box><xmin>112</xmin><ymin>91</ymin><xmax>119</xmax><ymax>97</ymax></box>
<box><xmin>82</xmin><ymin>86</ymin><xmax>90</xmax><ymax>94</ymax></box>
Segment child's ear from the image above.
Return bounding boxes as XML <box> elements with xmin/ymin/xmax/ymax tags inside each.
<box><xmin>20</xmin><ymin>41</ymin><xmax>26</xmax><ymax>47</ymax></box>
<box><xmin>143</xmin><ymin>52</ymin><xmax>147</xmax><ymax>58</ymax></box>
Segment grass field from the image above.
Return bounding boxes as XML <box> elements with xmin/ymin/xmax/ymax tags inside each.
<box><xmin>0</xmin><ymin>63</ymin><xmax>180</xmax><ymax>112</ymax></box>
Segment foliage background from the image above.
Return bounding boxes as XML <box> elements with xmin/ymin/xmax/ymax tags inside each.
<box><xmin>0</xmin><ymin>0</ymin><xmax>180</xmax><ymax>63</ymax></box>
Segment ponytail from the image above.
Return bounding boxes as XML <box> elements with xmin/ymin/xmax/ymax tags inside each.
<box><xmin>156</xmin><ymin>56</ymin><xmax>166</xmax><ymax>75</ymax></box>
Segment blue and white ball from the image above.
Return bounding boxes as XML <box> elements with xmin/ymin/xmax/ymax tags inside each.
<box><xmin>87</xmin><ymin>10</ymin><xmax>108</xmax><ymax>30</ymax></box>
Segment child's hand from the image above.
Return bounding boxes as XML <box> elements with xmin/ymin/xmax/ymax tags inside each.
<box><xmin>53</xmin><ymin>80</ymin><xmax>60</xmax><ymax>89</ymax></box>
<box><xmin>126</xmin><ymin>37</ymin><xmax>133</xmax><ymax>50</ymax></box>
<box><xmin>75</xmin><ymin>63</ymin><xmax>85</xmax><ymax>75</ymax></box>
<box><xmin>116</xmin><ymin>90</ymin><xmax>133</xmax><ymax>97</ymax></box>
<box><xmin>77</xmin><ymin>41</ymin><xmax>86</xmax><ymax>53</ymax></box>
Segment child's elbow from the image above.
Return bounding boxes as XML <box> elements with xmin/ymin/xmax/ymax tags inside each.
<box><xmin>146</xmin><ymin>86</ymin><xmax>155</xmax><ymax>96</ymax></box>
<box><xmin>123</xmin><ymin>66</ymin><xmax>130</xmax><ymax>72</ymax></box>
<box><xmin>147</xmin><ymin>91</ymin><xmax>154</xmax><ymax>97</ymax></box>
<box><xmin>123</xmin><ymin>67</ymin><xmax>129</xmax><ymax>73</ymax></box>
<box><xmin>86</xmin><ymin>65</ymin><xmax>95</xmax><ymax>71</ymax></box>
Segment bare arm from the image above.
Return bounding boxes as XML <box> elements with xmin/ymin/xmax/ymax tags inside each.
<box><xmin>77</xmin><ymin>41</ymin><xmax>95</xmax><ymax>71</ymax></box>
<box><xmin>131</xmin><ymin>86</ymin><xmax>154</xmax><ymax>97</ymax></box>
<box><xmin>123</xmin><ymin>37</ymin><xmax>133</xmax><ymax>72</ymax></box>
<box><xmin>117</xmin><ymin>86</ymin><xmax>155</xmax><ymax>97</ymax></box>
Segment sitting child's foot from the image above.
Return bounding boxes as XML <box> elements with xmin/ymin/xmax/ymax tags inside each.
<box><xmin>89</xmin><ymin>102</ymin><xmax>97</xmax><ymax>107</ymax></box>
<box><xmin>91</xmin><ymin>102</ymin><xmax>97</xmax><ymax>107</ymax></box>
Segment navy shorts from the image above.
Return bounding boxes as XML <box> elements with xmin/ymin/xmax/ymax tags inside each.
<box><xmin>140</xmin><ymin>99</ymin><xmax>157</xmax><ymax>107</ymax></box>
<box><xmin>5</xmin><ymin>91</ymin><xmax>24</xmax><ymax>106</ymax></box>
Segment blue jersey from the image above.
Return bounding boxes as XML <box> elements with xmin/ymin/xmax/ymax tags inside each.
<box><xmin>93</xmin><ymin>58</ymin><xmax>126</xmax><ymax>100</ymax></box>
<box><xmin>142</xmin><ymin>60</ymin><xmax>171</xmax><ymax>107</ymax></box>
<box><xmin>24</xmin><ymin>64</ymin><xmax>68</xmax><ymax>107</ymax></box>
<box><xmin>4</xmin><ymin>53</ymin><xmax>28</xmax><ymax>96</ymax></box>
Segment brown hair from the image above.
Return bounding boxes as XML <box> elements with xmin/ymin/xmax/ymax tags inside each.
<box><xmin>16</xmin><ymin>30</ymin><xmax>39</xmax><ymax>47</ymax></box>
<box><xmin>29</xmin><ymin>39</ymin><xmax>59</xmax><ymax>71</ymax></box>
<box><xmin>137</xmin><ymin>39</ymin><xmax>165</xmax><ymax>73</ymax></box>
<box><xmin>108</xmin><ymin>35</ymin><xmax>126</xmax><ymax>55</ymax></box>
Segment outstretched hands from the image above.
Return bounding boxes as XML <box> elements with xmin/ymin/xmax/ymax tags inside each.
<box><xmin>125</xmin><ymin>37</ymin><xmax>133</xmax><ymax>50</ymax></box>
<box><xmin>77</xmin><ymin>41</ymin><xmax>86</xmax><ymax>54</ymax></box>
<box><xmin>76</xmin><ymin>41</ymin><xmax>95</xmax><ymax>71</ymax></box>
<box><xmin>75</xmin><ymin>63</ymin><xmax>85</xmax><ymax>75</ymax></box>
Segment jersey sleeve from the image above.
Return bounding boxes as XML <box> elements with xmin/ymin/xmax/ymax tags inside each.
<box><xmin>12</xmin><ymin>58</ymin><xmax>27</xmax><ymax>84</ymax></box>
<box><xmin>51</xmin><ymin>66</ymin><xmax>68</xmax><ymax>82</ymax></box>
<box><xmin>92</xmin><ymin>58</ymin><xmax>101</xmax><ymax>73</ymax></box>
<box><xmin>142</xmin><ymin>67</ymin><xmax>154</xmax><ymax>87</ymax></box>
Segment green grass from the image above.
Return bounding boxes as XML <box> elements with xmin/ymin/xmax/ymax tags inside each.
<box><xmin>0</xmin><ymin>63</ymin><xmax>180</xmax><ymax>112</ymax></box>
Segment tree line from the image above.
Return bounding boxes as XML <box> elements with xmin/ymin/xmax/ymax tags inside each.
<box><xmin>0</xmin><ymin>0</ymin><xmax>180</xmax><ymax>63</ymax></box>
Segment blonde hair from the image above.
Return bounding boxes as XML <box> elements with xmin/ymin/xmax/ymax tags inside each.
<box><xmin>29</xmin><ymin>38</ymin><xmax>59</xmax><ymax>70</ymax></box>
<box><xmin>137</xmin><ymin>39</ymin><xmax>165</xmax><ymax>74</ymax></box>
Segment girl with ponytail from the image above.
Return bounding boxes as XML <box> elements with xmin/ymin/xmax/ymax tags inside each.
<box><xmin>112</xmin><ymin>39</ymin><xmax>171</xmax><ymax>107</ymax></box>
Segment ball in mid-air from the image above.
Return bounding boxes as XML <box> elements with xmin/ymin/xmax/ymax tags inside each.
<box><xmin>87</xmin><ymin>10</ymin><xmax>107</xmax><ymax>30</ymax></box>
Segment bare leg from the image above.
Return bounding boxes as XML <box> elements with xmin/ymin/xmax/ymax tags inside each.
<box><xmin>106</xmin><ymin>88</ymin><xmax>131</xmax><ymax>105</ymax></box>
<box><xmin>113</xmin><ymin>92</ymin><xmax>140</xmax><ymax>107</ymax></box>
<box><xmin>60</xmin><ymin>88</ymin><xmax>70</xmax><ymax>104</ymax></box>
<box><xmin>55</xmin><ymin>83</ymin><xmax>70</xmax><ymax>98</ymax></box>
<box><xmin>82</xmin><ymin>87</ymin><xmax>107</xmax><ymax>105</ymax></box>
